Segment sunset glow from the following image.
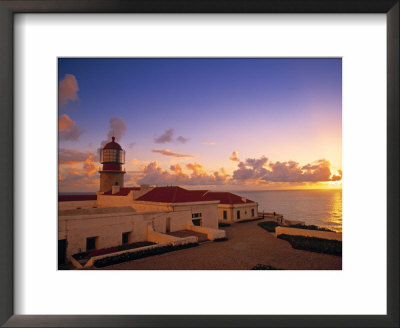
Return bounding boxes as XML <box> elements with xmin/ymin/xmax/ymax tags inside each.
<box><xmin>58</xmin><ymin>58</ymin><xmax>342</xmax><ymax>192</ymax></box>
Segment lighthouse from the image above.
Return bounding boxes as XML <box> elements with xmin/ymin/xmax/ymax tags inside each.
<box><xmin>98</xmin><ymin>136</ymin><xmax>126</xmax><ymax>193</ymax></box>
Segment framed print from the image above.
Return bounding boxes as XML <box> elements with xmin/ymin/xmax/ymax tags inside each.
<box><xmin>0</xmin><ymin>1</ymin><xmax>398</xmax><ymax>327</ymax></box>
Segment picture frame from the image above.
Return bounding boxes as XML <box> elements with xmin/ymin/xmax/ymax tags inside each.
<box><xmin>0</xmin><ymin>0</ymin><xmax>398</xmax><ymax>327</ymax></box>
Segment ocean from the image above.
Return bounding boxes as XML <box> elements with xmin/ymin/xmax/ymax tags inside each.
<box><xmin>237</xmin><ymin>189</ymin><xmax>342</xmax><ymax>232</ymax></box>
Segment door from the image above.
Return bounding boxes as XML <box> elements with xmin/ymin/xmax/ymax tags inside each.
<box><xmin>58</xmin><ymin>239</ymin><xmax>67</xmax><ymax>265</ymax></box>
<box><xmin>166</xmin><ymin>217</ymin><xmax>171</xmax><ymax>232</ymax></box>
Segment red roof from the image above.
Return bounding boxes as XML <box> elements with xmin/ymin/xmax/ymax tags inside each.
<box><xmin>135</xmin><ymin>186</ymin><xmax>255</xmax><ymax>205</ymax></box>
<box><xmin>58</xmin><ymin>194</ymin><xmax>97</xmax><ymax>202</ymax></box>
<box><xmin>103</xmin><ymin>187</ymin><xmax>141</xmax><ymax>196</ymax></box>
<box><xmin>103</xmin><ymin>137</ymin><xmax>122</xmax><ymax>150</ymax></box>
<box><xmin>136</xmin><ymin>186</ymin><xmax>209</xmax><ymax>203</ymax></box>
<box><xmin>202</xmin><ymin>191</ymin><xmax>255</xmax><ymax>205</ymax></box>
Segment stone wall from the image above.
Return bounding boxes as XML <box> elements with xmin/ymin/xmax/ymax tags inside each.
<box><xmin>275</xmin><ymin>226</ymin><xmax>342</xmax><ymax>241</ymax></box>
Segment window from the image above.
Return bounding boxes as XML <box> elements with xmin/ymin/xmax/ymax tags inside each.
<box><xmin>122</xmin><ymin>232</ymin><xmax>131</xmax><ymax>245</ymax></box>
<box><xmin>251</xmin><ymin>208</ymin><xmax>255</xmax><ymax>217</ymax></box>
<box><xmin>192</xmin><ymin>213</ymin><xmax>202</xmax><ymax>218</ymax></box>
<box><xmin>237</xmin><ymin>210</ymin><xmax>240</xmax><ymax>219</ymax></box>
<box><xmin>86</xmin><ymin>237</ymin><xmax>98</xmax><ymax>251</ymax></box>
<box><xmin>223</xmin><ymin>211</ymin><xmax>227</xmax><ymax>220</ymax></box>
<box><xmin>192</xmin><ymin>219</ymin><xmax>202</xmax><ymax>226</ymax></box>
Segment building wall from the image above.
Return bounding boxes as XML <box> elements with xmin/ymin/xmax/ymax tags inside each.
<box><xmin>217</xmin><ymin>203</ymin><xmax>259</xmax><ymax>223</ymax></box>
<box><xmin>218</xmin><ymin>205</ymin><xmax>234</xmax><ymax>223</ymax></box>
<box><xmin>97</xmin><ymin>194</ymin><xmax>134</xmax><ymax>208</ymax></box>
<box><xmin>97</xmin><ymin>196</ymin><xmax>219</xmax><ymax>229</ymax></box>
<box><xmin>59</xmin><ymin>210</ymin><xmax>192</xmax><ymax>261</ymax></box>
<box><xmin>173</xmin><ymin>202</ymin><xmax>219</xmax><ymax>229</ymax></box>
<box><xmin>131</xmin><ymin>201</ymin><xmax>172</xmax><ymax>212</ymax></box>
<box><xmin>233</xmin><ymin>204</ymin><xmax>258</xmax><ymax>222</ymax></box>
<box><xmin>58</xmin><ymin>200</ymin><xmax>97</xmax><ymax>211</ymax></box>
<box><xmin>99</xmin><ymin>171</ymin><xmax>125</xmax><ymax>192</ymax></box>
<box><xmin>60</xmin><ymin>196</ymin><xmax>220</xmax><ymax>262</ymax></box>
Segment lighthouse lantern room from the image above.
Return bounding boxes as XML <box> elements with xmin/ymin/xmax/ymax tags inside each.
<box><xmin>98</xmin><ymin>137</ymin><xmax>126</xmax><ymax>193</ymax></box>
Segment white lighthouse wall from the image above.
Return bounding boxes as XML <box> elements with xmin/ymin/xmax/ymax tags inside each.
<box><xmin>99</xmin><ymin>172</ymin><xmax>125</xmax><ymax>193</ymax></box>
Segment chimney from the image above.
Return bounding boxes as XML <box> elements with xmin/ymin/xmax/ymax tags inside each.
<box><xmin>241</xmin><ymin>197</ymin><xmax>247</xmax><ymax>202</ymax></box>
<box><xmin>140</xmin><ymin>184</ymin><xmax>150</xmax><ymax>191</ymax></box>
<box><xmin>112</xmin><ymin>185</ymin><xmax>120</xmax><ymax>194</ymax></box>
<box><xmin>133</xmin><ymin>185</ymin><xmax>154</xmax><ymax>199</ymax></box>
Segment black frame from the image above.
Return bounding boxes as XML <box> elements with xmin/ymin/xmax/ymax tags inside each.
<box><xmin>0</xmin><ymin>0</ymin><xmax>398</xmax><ymax>327</ymax></box>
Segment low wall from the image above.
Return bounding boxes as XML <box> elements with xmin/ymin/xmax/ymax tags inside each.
<box><xmin>147</xmin><ymin>229</ymin><xmax>180</xmax><ymax>244</ymax></box>
<box><xmin>147</xmin><ymin>229</ymin><xmax>198</xmax><ymax>246</ymax></box>
<box><xmin>71</xmin><ymin>256</ymin><xmax>85</xmax><ymax>269</ymax></box>
<box><xmin>275</xmin><ymin>226</ymin><xmax>342</xmax><ymax>241</ymax></box>
<box><xmin>283</xmin><ymin>219</ymin><xmax>305</xmax><ymax>226</ymax></box>
<box><xmin>83</xmin><ymin>242</ymin><xmax>170</xmax><ymax>269</ymax></box>
<box><xmin>259</xmin><ymin>215</ymin><xmax>304</xmax><ymax>226</ymax></box>
<box><xmin>186</xmin><ymin>223</ymin><xmax>226</xmax><ymax>240</ymax></box>
<box><xmin>59</xmin><ymin>200</ymin><xmax>97</xmax><ymax>211</ymax></box>
<box><xmin>260</xmin><ymin>213</ymin><xmax>283</xmax><ymax>221</ymax></box>
<box><xmin>72</xmin><ymin>234</ymin><xmax>200</xmax><ymax>269</ymax></box>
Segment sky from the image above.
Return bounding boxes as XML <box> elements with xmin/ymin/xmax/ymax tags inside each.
<box><xmin>58</xmin><ymin>58</ymin><xmax>342</xmax><ymax>192</ymax></box>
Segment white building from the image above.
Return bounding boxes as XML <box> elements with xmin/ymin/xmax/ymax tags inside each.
<box><xmin>58</xmin><ymin>137</ymin><xmax>258</xmax><ymax>266</ymax></box>
<box><xmin>202</xmin><ymin>191</ymin><xmax>259</xmax><ymax>223</ymax></box>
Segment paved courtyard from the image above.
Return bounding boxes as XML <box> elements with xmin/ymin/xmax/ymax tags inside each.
<box><xmin>99</xmin><ymin>220</ymin><xmax>342</xmax><ymax>270</ymax></box>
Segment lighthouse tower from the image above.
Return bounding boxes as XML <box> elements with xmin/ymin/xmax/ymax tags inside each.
<box><xmin>98</xmin><ymin>137</ymin><xmax>126</xmax><ymax>193</ymax></box>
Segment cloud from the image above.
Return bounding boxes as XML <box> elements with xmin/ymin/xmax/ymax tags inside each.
<box><xmin>58</xmin><ymin>149</ymin><xmax>100</xmax><ymax>191</ymax></box>
<box><xmin>59</xmin><ymin>74</ymin><xmax>79</xmax><ymax>107</ymax></box>
<box><xmin>129</xmin><ymin>158</ymin><xmax>150</xmax><ymax>170</ymax></box>
<box><xmin>59</xmin><ymin>114</ymin><xmax>83</xmax><ymax>141</ymax></box>
<box><xmin>170</xmin><ymin>163</ymin><xmax>184</xmax><ymax>174</ymax></box>
<box><xmin>58</xmin><ymin>165</ymin><xmax>99</xmax><ymax>192</ymax></box>
<box><xmin>177</xmin><ymin>136</ymin><xmax>189</xmax><ymax>143</ymax></box>
<box><xmin>154</xmin><ymin>129</ymin><xmax>174</xmax><ymax>143</ymax></box>
<box><xmin>229</xmin><ymin>151</ymin><xmax>240</xmax><ymax>162</ymax></box>
<box><xmin>202</xmin><ymin>141</ymin><xmax>216</xmax><ymax>145</ymax></box>
<box><xmin>186</xmin><ymin>162</ymin><xmax>207</xmax><ymax>176</ymax></box>
<box><xmin>100</xmin><ymin>117</ymin><xmax>127</xmax><ymax>147</ymax></box>
<box><xmin>59</xmin><ymin>114</ymin><xmax>74</xmax><ymax>131</ymax></box>
<box><xmin>154</xmin><ymin>128</ymin><xmax>190</xmax><ymax>144</ymax></box>
<box><xmin>59</xmin><ymin>148</ymin><xmax>92</xmax><ymax>164</ymax></box>
<box><xmin>83</xmin><ymin>153</ymin><xmax>98</xmax><ymax>176</ymax></box>
<box><xmin>128</xmin><ymin>142</ymin><xmax>136</xmax><ymax>148</ymax></box>
<box><xmin>330</xmin><ymin>169</ymin><xmax>342</xmax><ymax>181</ymax></box>
<box><xmin>137</xmin><ymin>161</ymin><xmax>228</xmax><ymax>186</ymax></box>
<box><xmin>152</xmin><ymin>149</ymin><xmax>195</xmax><ymax>158</ymax></box>
<box><xmin>232</xmin><ymin>156</ymin><xmax>342</xmax><ymax>182</ymax></box>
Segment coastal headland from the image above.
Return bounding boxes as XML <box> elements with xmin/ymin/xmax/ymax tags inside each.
<box><xmin>98</xmin><ymin>219</ymin><xmax>342</xmax><ymax>270</ymax></box>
